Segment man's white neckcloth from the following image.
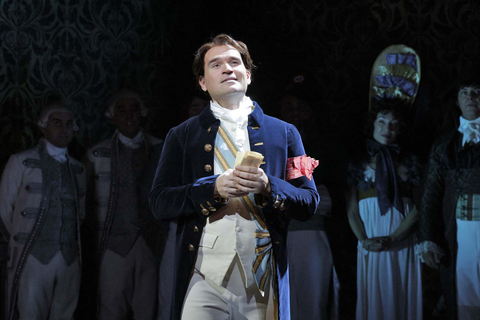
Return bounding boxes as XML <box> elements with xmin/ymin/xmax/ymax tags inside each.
<box><xmin>45</xmin><ymin>139</ymin><xmax>68</xmax><ymax>163</ymax></box>
<box><xmin>210</xmin><ymin>96</ymin><xmax>254</xmax><ymax>148</ymax></box>
<box><xmin>458</xmin><ymin>116</ymin><xmax>480</xmax><ymax>146</ymax></box>
<box><xmin>118</xmin><ymin>130</ymin><xmax>144</xmax><ymax>149</ymax></box>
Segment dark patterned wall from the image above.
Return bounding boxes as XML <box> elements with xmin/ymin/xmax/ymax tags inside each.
<box><xmin>0</xmin><ymin>1</ymin><xmax>478</xmax><ymax>317</ymax></box>
<box><xmin>0</xmin><ymin>0</ymin><xmax>479</xmax><ymax>165</ymax></box>
<box><xmin>0</xmin><ymin>0</ymin><xmax>171</xmax><ymax>165</ymax></box>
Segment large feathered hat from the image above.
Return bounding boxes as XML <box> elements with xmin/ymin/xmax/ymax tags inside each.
<box><xmin>369</xmin><ymin>44</ymin><xmax>421</xmax><ymax>110</ymax></box>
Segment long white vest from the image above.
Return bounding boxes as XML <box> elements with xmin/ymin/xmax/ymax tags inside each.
<box><xmin>194</xmin><ymin>117</ymin><xmax>258</xmax><ymax>288</ymax></box>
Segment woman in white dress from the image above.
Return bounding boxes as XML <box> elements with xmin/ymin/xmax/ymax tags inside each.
<box><xmin>347</xmin><ymin>99</ymin><xmax>423</xmax><ymax>320</ymax></box>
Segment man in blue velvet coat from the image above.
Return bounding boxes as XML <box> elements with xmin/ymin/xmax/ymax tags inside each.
<box><xmin>150</xmin><ymin>34</ymin><xmax>319</xmax><ymax>320</ymax></box>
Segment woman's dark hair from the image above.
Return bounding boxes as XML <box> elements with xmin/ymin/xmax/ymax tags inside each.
<box><xmin>365</xmin><ymin>98</ymin><xmax>409</xmax><ymax>137</ymax></box>
<box><xmin>457</xmin><ymin>73</ymin><xmax>480</xmax><ymax>92</ymax></box>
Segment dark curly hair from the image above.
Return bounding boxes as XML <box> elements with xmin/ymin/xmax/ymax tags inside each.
<box><xmin>457</xmin><ymin>73</ymin><xmax>480</xmax><ymax>91</ymax></box>
<box><xmin>365</xmin><ymin>98</ymin><xmax>409</xmax><ymax>137</ymax></box>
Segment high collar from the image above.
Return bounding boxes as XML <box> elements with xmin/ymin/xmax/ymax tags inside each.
<box><xmin>458</xmin><ymin>115</ymin><xmax>480</xmax><ymax>147</ymax></box>
<box><xmin>459</xmin><ymin>115</ymin><xmax>480</xmax><ymax>128</ymax></box>
<box><xmin>198</xmin><ymin>100</ymin><xmax>264</xmax><ymax>129</ymax></box>
<box><xmin>42</xmin><ymin>138</ymin><xmax>69</xmax><ymax>163</ymax></box>
<box><xmin>117</xmin><ymin>129</ymin><xmax>144</xmax><ymax>149</ymax></box>
<box><xmin>210</xmin><ymin>96</ymin><xmax>253</xmax><ymax>124</ymax></box>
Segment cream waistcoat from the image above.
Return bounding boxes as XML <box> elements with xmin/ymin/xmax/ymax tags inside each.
<box><xmin>195</xmin><ymin>99</ymin><xmax>258</xmax><ymax>288</ymax></box>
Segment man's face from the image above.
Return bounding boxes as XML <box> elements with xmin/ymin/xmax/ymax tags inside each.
<box><xmin>457</xmin><ymin>86</ymin><xmax>480</xmax><ymax>120</ymax></box>
<box><xmin>41</xmin><ymin>111</ymin><xmax>75</xmax><ymax>148</ymax></box>
<box><xmin>199</xmin><ymin>45</ymin><xmax>251</xmax><ymax>102</ymax></box>
<box><xmin>112</xmin><ymin>98</ymin><xmax>142</xmax><ymax>138</ymax></box>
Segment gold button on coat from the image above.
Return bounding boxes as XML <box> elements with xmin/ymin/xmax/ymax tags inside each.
<box><xmin>204</xmin><ymin>144</ymin><xmax>212</xmax><ymax>152</ymax></box>
<box><xmin>201</xmin><ymin>208</ymin><xmax>209</xmax><ymax>216</ymax></box>
<box><xmin>274</xmin><ymin>200</ymin><xmax>280</xmax><ymax>209</ymax></box>
<box><xmin>204</xmin><ymin>164</ymin><xmax>212</xmax><ymax>172</ymax></box>
<box><xmin>194</xmin><ymin>226</ymin><xmax>199</xmax><ymax>233</ymax></box>
<box><xmin>188</xmin><ymin>244</ymin><xmax>195</xmax><ymax>251</ymax></box>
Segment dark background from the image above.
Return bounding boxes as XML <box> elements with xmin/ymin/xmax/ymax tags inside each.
<box><xmin>1</xmin><ymin>0</ymin><xmax>479</xmax><ymax>164</ymax></box>
<box><xmin>0</xmin><ymin>0</ymin><xmax>479</xmax><ymax>318</ymax></box>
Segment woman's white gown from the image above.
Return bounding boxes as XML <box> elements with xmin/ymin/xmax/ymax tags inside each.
<box><xmin>356</xmin><ymin>166</ymin><xmax>422</xmax><ymax>320</ymax></box>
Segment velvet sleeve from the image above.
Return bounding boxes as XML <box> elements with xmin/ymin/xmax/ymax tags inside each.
<box><xmin>263</xmin><ymin>124</ymin><xmax>319</xmax><ymax>222</ymax></box>
<box><xmin>149</xmin><ymin>129</ymin><xmax>227</xmax><ymax>221</ymax></box>
<box><xmin>418</xmin><ymin>140</ymin><xmax>445</xmax><ymax>244</ymax></box>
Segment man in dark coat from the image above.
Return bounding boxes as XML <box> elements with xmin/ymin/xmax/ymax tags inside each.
<box><xmin>149</xmin><ymin>34</ymin><xmax>319</xmax><ymax>320</ymax></box>
<box><xmin>419</xmin><ymin>76</ymin><xmax>480</xmax><ymax>319</ymax></box>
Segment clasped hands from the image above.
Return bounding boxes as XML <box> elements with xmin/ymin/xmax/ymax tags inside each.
<box><xmin>214</xmin><ymin>166</ymin><xmax>271</xmax><ymax>199</ymax></box>
<box><xmin>362</xmin><ymin>236</ymin><xmax>392</xmax><ymax>252</ymax></box>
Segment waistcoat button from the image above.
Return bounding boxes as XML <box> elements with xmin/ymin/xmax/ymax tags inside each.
<box><xmin>204</xmin><ymin>144</ymin><xmax>212</xmax><ymax>152</ymax></box>
<box><xmin>204</xmin><ymin>164</ymin><xmax>212</xmax><ymax>172</ymax></box>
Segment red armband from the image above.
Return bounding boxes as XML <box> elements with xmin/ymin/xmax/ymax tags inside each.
<box><xmin>286</xmin><ymin>155</ymin><xmax>319</xmax><ymax>181</ymax></box>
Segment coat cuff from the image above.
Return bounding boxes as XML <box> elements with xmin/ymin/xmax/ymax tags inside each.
<box><xmin>190</xmin><ymin>175</ymin><xmax>229</xmax><ymax>218</ymax></box>
<box><xmin>415</xmin><ymin>240</ymin><xmax>445</xmax><ymax>263</ymax></box>
<box><xmin>257</xmin><ymin>175</ymin><xmax>288</xmax><ymax>214</ymax></box>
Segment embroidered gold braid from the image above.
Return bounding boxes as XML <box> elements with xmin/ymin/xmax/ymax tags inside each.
<box><xmin>217</xmin><ymin>126</ymin><xmax>238</xmax><ymax>155</ymax></box>
<box><xmin>215</xmin><ymin>127</ymin><xmax>268</xmax><ymax>229</ymax></box>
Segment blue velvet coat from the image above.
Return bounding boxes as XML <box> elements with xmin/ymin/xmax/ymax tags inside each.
<box><xmin>150</xmin><ymin>102</ymin><xmax>319</xmax><ymax>320</ymax></box>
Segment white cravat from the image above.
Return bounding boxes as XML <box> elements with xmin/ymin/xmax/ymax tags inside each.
<box><xmin>44</xmin><ymin>139</ymin><xmax>68</xmax><ymax>163</ymax></box>
<box><xmin>458</xmin><ymin>116</ymin><xmax>480</xmax><ymax>146</ymax></box>
<box><xmin>118</xmin><ymin>130</ymin><xmax>144</xmax><ymax>149</ymax></box>
<box><xmin>210</xmin><ymin>96</ymin><xmax>253</xmax><ymax>148</ymax></box>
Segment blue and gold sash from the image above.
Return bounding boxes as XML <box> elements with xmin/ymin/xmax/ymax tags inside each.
<box><xmin>214</xmin><ymin>124</ymin><xmax>273</xmax><ymax>296</ymax></box>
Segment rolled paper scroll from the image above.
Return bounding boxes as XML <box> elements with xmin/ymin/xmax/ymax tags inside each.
<box><xmin>234</xmin><ymin>151</ymin><xmax>264</xmax><ymax>168</ymax></box>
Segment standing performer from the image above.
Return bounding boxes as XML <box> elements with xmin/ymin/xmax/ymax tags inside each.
<box><xmin>149</xmin><ymin>34</ymin><xmax>319</xmax><ymax>320</ymax></box>
<box><xmin>347</xmin><ymin>45</ymin><xmax>423</xmax><ymax>320</ymax></box>
<box><xmin>418</xmin><ymin>75</ymin><xmax>480</xmax><ymax>319</ymax></box>
<box><xmin>84</xmin><ymin>90</ymin><xmax>163</xmax><ymax>319</ymax></box>
<box><xmin>347</xmin><ymin>99</ymin><xmax>423</xmax><ymax>320</ymax></box>
<box><xmin>0</xmin><ymin>102</ymin><xmax>85</xmax><ymax>320</ymax></box>
<box><xmin>279</xmin><ymin>74</ymin><xmax>341</xmax><ymax>320</ymax></box>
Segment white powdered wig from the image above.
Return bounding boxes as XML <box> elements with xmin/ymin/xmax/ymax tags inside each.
<box><xmin>105</xmin><ymin>89</ymin><xmax>148</xmax><ymax>119</ymax></box>
<box><xmin>37</xmin><ymin>101</ymin><xmax>78</xmax><ymax>131</ymax></box>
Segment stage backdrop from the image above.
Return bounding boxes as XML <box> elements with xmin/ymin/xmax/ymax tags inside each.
<box><xmin>0</xmin><ymin>0</ymin><xmax>479</xmax><ymax>166</ymax></box>
<box><xmin>0</xmin><ymin>0</ymin><xmax>479</xmax><ymax>318</ymax></box>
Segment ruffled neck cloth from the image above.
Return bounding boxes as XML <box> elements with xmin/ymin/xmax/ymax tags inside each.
<box><xmin>458</xmin><ymin>116</ymin><xmax>480</xmax><ymax>147</ymax></box>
